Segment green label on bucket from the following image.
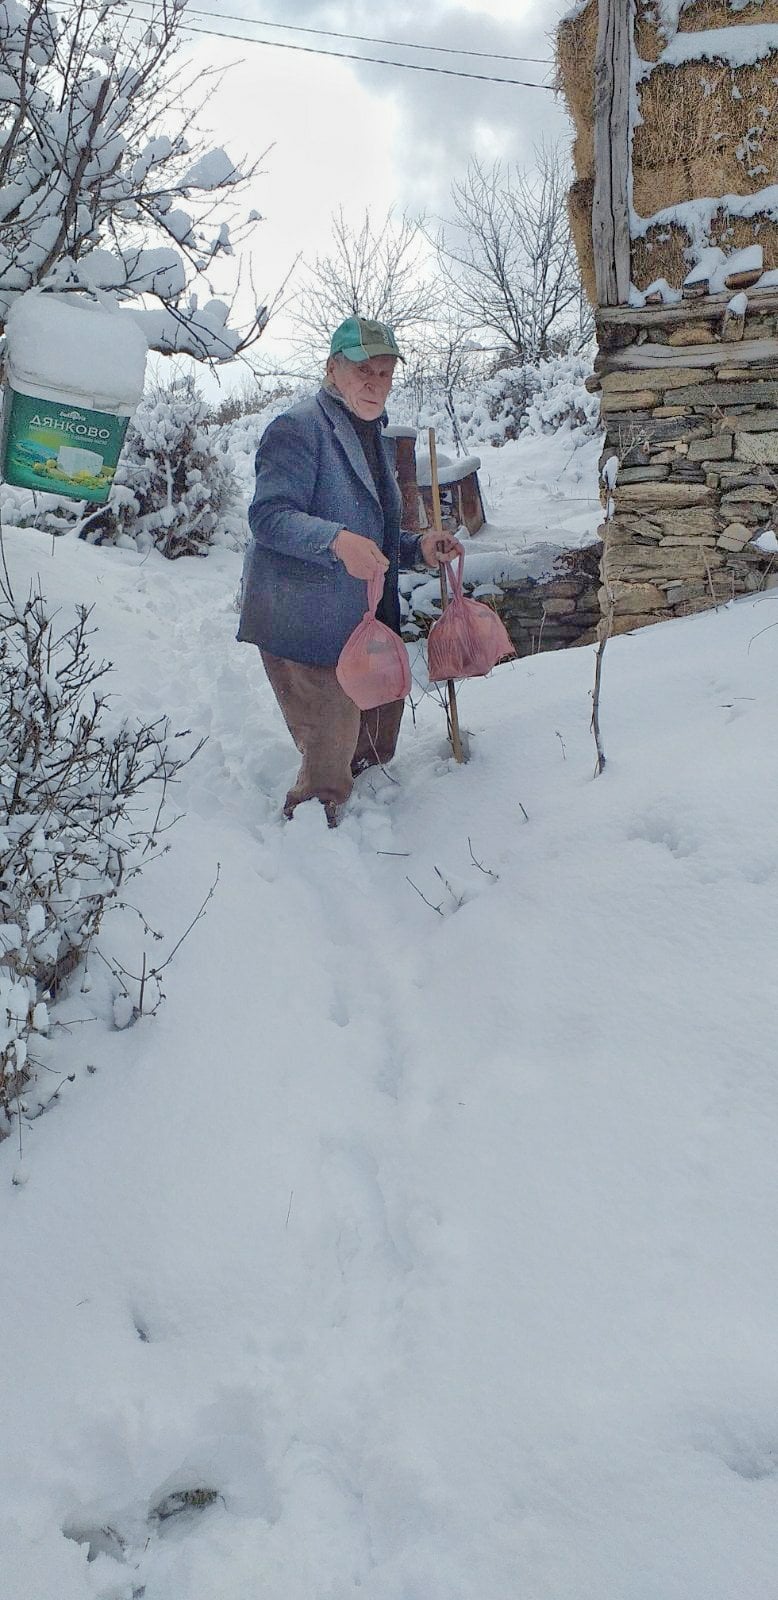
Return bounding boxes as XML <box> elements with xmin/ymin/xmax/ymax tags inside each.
<box><xmin>1</xmin><ymin>389</ymin><xmax>130</xmax><ymax>503</ymax></box>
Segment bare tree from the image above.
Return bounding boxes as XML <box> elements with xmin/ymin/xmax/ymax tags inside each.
<box><xmin>401</xmin><ymin>309</ymin><xmax>478</xmax><ymax>453</ymax></box>
<box><xmin>434</xmin><ymin>140</ymin><xmax>593</xmax><ymax>364</ymax></box>
<box><xmin>0</xmin><ymin>0</ymin><xmax>270</xmax><ymax>361</ymax></box>
<box><xmin>291</xmin><ymin>206</ymin><xmax>440</xmax><ymax>360</ymax></box>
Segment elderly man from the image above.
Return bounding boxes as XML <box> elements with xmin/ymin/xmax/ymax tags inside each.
<box><xmin>238</xmin><ymin>315</ymin><xmax>462</xmax><ymax>825</ymax></box>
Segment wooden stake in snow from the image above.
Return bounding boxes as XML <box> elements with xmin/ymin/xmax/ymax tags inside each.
<box><xmin>427</xmin><ymin>427</ymin><xmax>465</xmax><ymax>764</ymax></box>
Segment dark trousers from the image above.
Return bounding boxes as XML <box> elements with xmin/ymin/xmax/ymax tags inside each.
<box><xmin>260</xmin><ymin>649</ymin><xmax>405</xmax><ymax>820</ymax></box>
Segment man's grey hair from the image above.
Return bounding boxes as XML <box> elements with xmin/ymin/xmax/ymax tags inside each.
<box><xmin>323</xmin><ymin>351</ymin><xmax>349</xmax><ymax>386</ymax></box>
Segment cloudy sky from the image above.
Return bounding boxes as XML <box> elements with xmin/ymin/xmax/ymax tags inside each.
<box><xmin>174</xmin><ymin>0</ymin><xmax>575</xmax><ymax>373</ymax></box>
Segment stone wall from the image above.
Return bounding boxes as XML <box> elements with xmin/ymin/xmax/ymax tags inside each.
<box><xmin>493</xmin><ymin>545</ymin><xmax>602</xmax><ymax>656</ymax></box>
<box><xmin>406</xmin><ymin>543</ymin><xmax>602</xmax><ymax>659</ymax></box>
<box><xmin>590</xmin><ymin>289</ymin><xmax>778</xmax><ymax>633</ymax></box>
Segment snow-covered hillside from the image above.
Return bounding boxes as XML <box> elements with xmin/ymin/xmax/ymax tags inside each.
<box><xmin>3</xmin><ymin>499</ymin><xmax>778</xmax><ymax>1598</ymax></box>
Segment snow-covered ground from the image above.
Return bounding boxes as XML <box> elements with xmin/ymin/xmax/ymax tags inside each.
<box><xmin>4</xmin><ymin>434</ymin><xmax>778</xmax><ymax>1599</ymax></box>
<box><xmin>468</xmin><ymin>426</ymin><xmax>602</xmax><ymax>554</ymax></box>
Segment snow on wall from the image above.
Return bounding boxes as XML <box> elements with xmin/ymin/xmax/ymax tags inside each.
<box><xmin>631</xmin><ymin>182</ymin><xmax>778</xmax><ymax>247</ymax></box>
<box><xmin>652</xmin><ymin>0</ymin><xmax>772</xmax><ymax>44</ymax></box>
<box><xmin>651</xmin><ymin>22</ymin><xmax>778</xmax><ymax>68</ymax></box>
<box><xmin>629</xmin><ymin>7</ymin><xmax>778</xmax><ymax>285</ymax></box>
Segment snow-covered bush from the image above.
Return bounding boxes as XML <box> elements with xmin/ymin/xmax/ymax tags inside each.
<box><xmin>83</xmin><ymin>379</ymin><xmax>244</xmax><ymax>557</ymax></box>
<box><xmin>0</xmin><ymin>581</ymin><xmax>199</xmax><ymax>1117</ymax></box>
<box><xmin>213</xmin><ymin>381</ymin><xmax>307</xmax><ymax>454</ymax></box>
<box><xmin>213</xmin><ymin>382</ymin><xmax>308</xmax><ymax>513</ymax></box>
<box><xmin>482</xmin><ymin>361</ymin><xmax>543</xmax><ymax>441</ymax></box>
<box><xmin>521</xmin><ymin>352</ymin><xmax>600</xmax><ymax>437</ymax></box>
<box><xmin>388</xmin><ymin>349</ymin><xmax>600</xmax><ymax>451</ymax></box>
<box><xmin>210</xmin><ymin>379</ymin><xmax>299</xmax><ymax>429</ymax></box>
<box><xmin>481</xmin><ymin>352</ymin><xmax>599</xmax><ymax>442</ymax></box>
<box><xmin>0</xmin><ymin>482</ymin><xmax>77</xmax><ymax>535</ymax></box>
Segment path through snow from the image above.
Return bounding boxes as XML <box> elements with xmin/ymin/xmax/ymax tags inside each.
<box><xmin>3</xmin><ymin>528</ymin><xmax>778</xmax><ymax>1599</ymax></box>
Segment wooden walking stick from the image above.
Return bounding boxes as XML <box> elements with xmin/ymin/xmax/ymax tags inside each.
<box><xmin>427</xmin><ymin>427</ymin><xmax>465</xmax><ymax>764</ymax></box>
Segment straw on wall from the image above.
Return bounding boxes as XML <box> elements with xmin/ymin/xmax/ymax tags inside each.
<box><xmin>631</xmin><ymin>222</ymin><xmax>693</xmax><ymax>292</ymax></box>
<box><xmin>675</xmin><ymin>0</ymin><xmax>778</xmax><ymax>30</ymax></box>
<box><xmin>632</xmin><ymin>59</ymin><xmax>778</xmax><ymax>220</ymax></box>
<box><xmin>568</xmin><ymin>175</ymin><xmax>598</xmax><ymax>306</ymax></box>
<box><xmin>555</xmin><ymin>1</ymin><xmax>598</xmax><ymax>174</ymax></box>
<box><xmin>556</xmin><ymin>0</ymin><xmax>778</xmax><ymax>297</ymax></box>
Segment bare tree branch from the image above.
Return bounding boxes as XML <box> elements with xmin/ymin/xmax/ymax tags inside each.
<box><xmin>290</xmin><ymin>206</ymin><xmax>440</xmax><ymax>363</ymax></box>
<box><xmin>0</xmin><ymin>0</ymin><xmax>270</xmax><ymax>361</ymax></box>
<box><xmin>433</xmin><ymin>140</ymin><xmax>593</xmax><ymax>363</ymax></box>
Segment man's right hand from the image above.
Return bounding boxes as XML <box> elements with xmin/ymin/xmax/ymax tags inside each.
<box><xmin>332</xmin><ymin>529</ymin><xmax>389</xmax><ymax>581</ymax></box>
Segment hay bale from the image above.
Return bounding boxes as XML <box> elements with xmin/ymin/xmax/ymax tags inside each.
<box><xmin>556</xmin><ymin>0</ymin><xmax>597</xmax><ymax>169</ymax></box>
<box><xmin>572</xmin><ymin>125</ymin><xmax>594</xmax><ymax>184</ymax></box>
<box><xmin>632</xmin><ymin>162</ymin><xmax>695</xmax><ymax>219</ymax></box>
<box><xmin>633</xmin><ymin>60</ymin><xmax>778</xmax><ymax>201</ymax></box>
<box><xmin>709</xmin><ymin>209</ymin><xmax>778</xmax><ymax>272</ymax></box>
<box><xmin>633</xmin><ymin>152</ymin><xmax>763</xmax><ymax>221</ymax></box>
<box><xmin>634</xmin><ymin>0</ymin><xmax>666</xmax><ymax>62</ymax></box>
<box><xmin>559</xmin><ymin>0</ymin><xmax>778</xmax><ymax>302</ymax></box>
<box><xmin>677</xmin><ymin>0</ymin><xmax>778</xmax><ymax>28</ymax></box>
<box><xmin>631</xmin><ymin>222</ymin><xmax>693</xmax><ymax>291</ymax></box>
<box><xmin>568</xmin><ymin>174</ymin><xmax>597</xmax><ymax>305</ymax></box>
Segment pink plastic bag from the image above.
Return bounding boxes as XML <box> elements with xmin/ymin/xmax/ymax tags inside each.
<box><xmin>336</xmin><ymin>569</ymin><xmax>412</xmax><ymax>711</ymax></box>
<box><xmin>427</xmin><ymin>555</ymin><xmax>515</xmax><ymax>682</ymax></box>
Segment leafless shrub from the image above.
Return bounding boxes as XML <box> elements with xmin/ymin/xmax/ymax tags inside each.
<box><xmin>0</xmin><ymin>569</ymin><xmax>202</xmax><ymax>1118</ymax></box>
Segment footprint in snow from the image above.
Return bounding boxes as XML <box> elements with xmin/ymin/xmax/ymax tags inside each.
<box><xmin>321</xmin><ymin>1140</ymin><xmax>414</xmax><ymax>1275</ymax></box>
<box><xmin>628</xmin><ymin>805</ymin><xmax>698</xmax><ymax>859</ymax></box>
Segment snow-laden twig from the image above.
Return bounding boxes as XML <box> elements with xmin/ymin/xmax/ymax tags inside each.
<box><xmin>591</xmin><ymin>625</ymin><xmax>609</xmax><ymax>778</ymax></box>
<box><xmin>102</xmin><ymin>864</ymin><xmax>221</xmax><ymax>1023</ymax></box>
<box><xmin>433</xmin><ymin>865</ymin><xmax>465</xmax><ymax>910</ymax></box>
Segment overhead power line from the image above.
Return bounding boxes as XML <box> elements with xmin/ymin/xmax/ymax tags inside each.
<box><xmin>144</xmin><ymin>5</ymin><xmax>552</xmax><ymax>66</ymax></box>
<box><xmin>127</xmin><ymin>4</ymin><xmax>555</xmax><ymax>89</ymax></box>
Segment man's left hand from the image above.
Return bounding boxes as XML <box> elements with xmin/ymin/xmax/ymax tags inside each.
<box><xmin>420</xmin><ymin>531</ymin><xmax>464</xmax><ymax>568</ymax></box>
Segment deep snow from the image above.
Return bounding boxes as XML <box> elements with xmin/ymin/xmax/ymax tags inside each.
<box><xmin>2</xmin><ymin>436</ymin><xmax>778</xmax><ymax>1598</ymax></box>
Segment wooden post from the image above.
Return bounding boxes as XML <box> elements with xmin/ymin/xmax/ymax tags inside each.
<box><xmin>592</xmin><ymin>0</ymin><xmax>631</xmax><ymax>307</ymax></box>
<box><xmin>458</xmin><ymin>472</ymin><xmax>485</xmax><ymax>536</ymax></box>
<box><xmin>389</xmin><ymin>429</ymin><xmax>421</xmax><ymax>532</ymax></box>
<box><xmin>428</xmin><ymin>428</ymin><xmax>465</xmax><ymax>765</ymax></box>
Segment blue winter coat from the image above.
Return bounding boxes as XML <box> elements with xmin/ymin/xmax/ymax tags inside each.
<box><xmin>237</xmin><ymin>387</ymin><xmax>421</xmax><ymax>666</ymax></box>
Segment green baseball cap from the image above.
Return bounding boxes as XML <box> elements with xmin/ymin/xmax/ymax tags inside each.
<box><xmin>329</xmin><ymin>315</ymin><xmax>405</xmax><ymax>363</ymax></box>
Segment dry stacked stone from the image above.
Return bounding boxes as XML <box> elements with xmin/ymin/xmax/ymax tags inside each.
<box><xmin>591</xmin><ymin>288</ymin><xmax>778</xmax><ymax>632</ymax></box>
<box><xmin>491</xmin><ymin>547</ymin><xmax>602</xmax><ymax>656</ymax></box>
<box><xmin>405</xmin><ymin>544</ymin><xmax>602</xmax><ymax>659</ymax></box>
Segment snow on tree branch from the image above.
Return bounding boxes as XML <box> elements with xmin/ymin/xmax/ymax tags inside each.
<box><xmin>0</xmin><ymin>0</ymin><xmax>268</xmax><ymax>362</ymax></box>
